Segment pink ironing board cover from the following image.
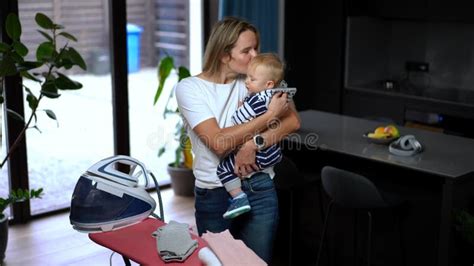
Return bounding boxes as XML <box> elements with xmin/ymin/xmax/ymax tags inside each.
<box><xmin>89</xmin><ymin>217</ymin><xmax>207</xmax><ymax>266</ymax></box>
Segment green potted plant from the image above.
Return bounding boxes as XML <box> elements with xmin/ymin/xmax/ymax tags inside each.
<box><xmin>154</xmin><ymin>55</ymin><xmax>194</xmax><ymax>196</ymax></box>
<box><xmin>0</xmin><ymin>12</ymin><xmax>86</xmax><ymax>263</ymax></box>
<box><xmin>453</xmin><ymin>209</ymin><xmax>474</xmax><ymax>264</ymax></box>
<box><xmin>0</xmin><ymin>188</ymin><xmax>43</xmax><ymax>262</ymax></box>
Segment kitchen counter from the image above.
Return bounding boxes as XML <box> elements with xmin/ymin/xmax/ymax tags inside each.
<box><xmin>296</xmin><ymin>110</ymin><xmax>474</xmax><ymax>179</ymax></box>
<box><xmin>285</xmin><ymin>109</ymin><xmax>474</xmax><ymax>266</ymax></box>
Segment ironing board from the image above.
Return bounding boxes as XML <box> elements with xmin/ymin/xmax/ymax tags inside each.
<box><xmin>89</xmin><ymin>218</ymin><xmax>207</xmax><ymax>266</ymax></box>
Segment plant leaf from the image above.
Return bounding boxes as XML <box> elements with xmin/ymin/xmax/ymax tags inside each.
<box><xmin>58</xmin><ymin>31</ymin><xmax>77</xmax><ymax>42</ymax></box>
<box><xmin>16</xmin><ymin>189</ymin><xmax>25</xmax><ymax>199</ymax></box>
<box><xmin>66</xmin><ymin>47</ymin><xmax>86</xmax><ymax>70</ymax></box>
<box><xmin>24</xmin><ymin>86</ymin><xmax>33</xmax><ymax>95</ymax></box>
<box><xmin>10</xmin><ymin>52</ymin><xmax>24</xmax><ymax>63</ymax></box>
<box><xmin>6</xmin><ymin>109</ymin><xmax>25</xmax><ymax>122</ymax></box>
<box><xmin>33</xmin><ymin>188</ymin><xmax>44</xmax><ymax>198</ymax></box>
<box><xmin>178</xmin><ymin>66</ymin><xmax>191</xmax><ymax>81</ymax></box>
<box><xmin>55</xmin><ymin>72</ymin><xmax>82</xmax><ymax>90</ymax></box>
<box><xmin>32</xmin><ymin>124</ymin><xmax>42</xmax><ymax>133</ymax></box>
<box><xmin>158</xmin><ymin>147</ymin><xmax>166</xmax><ymax>157</ymax></box>
<box><xmin>26</xmin><ymin>93</ymin><xmax>38</xmax><ymax>110</ymax></box>
<box><xmin>6</xmin><ymin>13</ymin><xmax>22</xmax><ymax>40</ymax></box>
<box><xmin>55</xmin><ymin>47</ymin><xmax>73</xmax><ymax>69</ymax></box>
<box><xmin>44</xmin><ymin>109</ymin><xmax>57</xmax><ymax>120</ymax></box>
<box><xmin>20</xmin><ymin>71</ymin><xmax>42</xmax><ymax>82</ymax></box>
<box><xmin>154</xmin><ymin>56</ymin><xmax>174</xmax><ymax>105</ymax></box>
<box><xmin>41</xmin><ymin>80</ymin><xmax>61</xmax><ymax>98</ymax></box>
<box><xmin>36</xmin><ymin>42</ymin><xmax>55</xmax><ymax>62</ymax></box>
<box><xmin>0</xmin><ymin>56</ymin><xmax>18</xmax><ymax>76</ymax></box>
<box><xmin>35</xmin><ymin>13</ymin><xmax>54</xmax><ymax>30</ymax></box>
<box><xmin>17</xmin><ymin>61</ymin><xmax>43</xmax><ymax>72</ymax></box>
<box><xmin>53</xmin><ymin>24</ymin><xmax>64</xmax><ymax>30</ymax></box>
<box><xmin>37</xmin><ymin>30</ymin><xmax>53</xmax><ymax>42</ymax></box>
<box><xmin>13</xmin><ymin>41</ymin><xmax>28</xmax><ymax>57</ymax></box>
<box><xmin>0</xmin><ymin>42</ymin><xmax>10</xmax><ymax>52</ymax></box>
<box><xmin>174</xmin><ymin>147</ymin><xmax>182</xmax><ymax>167</ymax></box>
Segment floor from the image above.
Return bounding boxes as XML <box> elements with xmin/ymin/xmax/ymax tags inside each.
<box><xmin>3</xmin><ymin>188</ymin><xmax>195</xmax><ymax>266</ymax></box>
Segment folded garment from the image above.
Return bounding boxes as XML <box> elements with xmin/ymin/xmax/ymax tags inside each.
<box><xmin>152</xmin><ymin>220</ymin><xmax>198</xmax><ymax>262</ymax></box>
<box><xmin>202</xmin><ymin>230</ymin><xmax>266</xmax><ymax>266</ymax></box>
<box><xmin>198</xmin><ymin>247</ymin><xmax>222</xmax><ymax>266</ymax></box>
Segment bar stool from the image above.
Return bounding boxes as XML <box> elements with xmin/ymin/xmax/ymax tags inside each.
<box><xmin>274</xmin><ymin>156</ymin><xmax>325</xmax><ymax>265</ymax></box>
<box><xmin>316</xmin><ymin>166</ymin><xmax>406</xmax><ymax>266</ymax></box>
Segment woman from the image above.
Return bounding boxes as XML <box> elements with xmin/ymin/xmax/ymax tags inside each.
<box><xmin>175</xmin><ymin>17</ymin><xmax>300</xmax><ymax>262</ymax></box>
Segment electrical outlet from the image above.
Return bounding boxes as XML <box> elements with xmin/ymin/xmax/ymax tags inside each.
<box><xmin>405</xmin><ymin>61</ymin><xmax>429</xmax><ymax>72</ymax></box>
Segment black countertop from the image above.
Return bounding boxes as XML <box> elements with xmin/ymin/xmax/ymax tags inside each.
<box><xmin>295</xmin><ymin>110</ymin><xmax>474</xmax><ymax>179</ymax></box>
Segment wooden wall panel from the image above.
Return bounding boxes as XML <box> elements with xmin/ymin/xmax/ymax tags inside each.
<box><xmin>16</xmin><ymin>0</ymin><xmax>189</xmax><ymax>73</ymax></box>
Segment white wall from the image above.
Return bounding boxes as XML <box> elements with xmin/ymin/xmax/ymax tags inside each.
<box><xmin>189</xmin><ymin>0</ymin><xmax>203</xmax><ymax>75</ymax></box>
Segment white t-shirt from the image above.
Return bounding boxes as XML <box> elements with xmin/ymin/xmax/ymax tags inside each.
<box><xmin>175</xmin><ymin>76</ymin><xmax>274</xmax><ymax>189</ymax></box>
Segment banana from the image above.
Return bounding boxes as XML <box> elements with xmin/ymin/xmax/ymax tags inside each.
<box><xmin>368</xmin><ymin>132</ymin><xmax>391</xmax><ymax>139</ymax></box>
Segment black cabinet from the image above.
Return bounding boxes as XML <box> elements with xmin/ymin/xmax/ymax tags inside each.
<box><xmin>428</xmin><ymin>0</ymin><xmax>474</xmax><ymax>23</ymax></box>
<box><xmin>285</xmin><ymin>1</ymin><xmax>345</xmax><ymax>113</ymax></box>
<box><xmin>343</xmin><ymin>89</ymin><xmax>405</xmax><ymax>124</ymax></box>
<box><xmin>346</xmin><ymin>0</ymin><xmax>474</xmax><ymax>23</ymax></box>
<box><xmin>374</xmin><ymin>0</ymin><xmax>428</xmax><ymax>20</ymax></box>
<box><xmin>346</xmin><ymin>0</ymin><xmax>427</xmax><ymax>20</ymax></box>
<box><xmin>343</xmin><ymin>88</ymin><xmax>474</xmax><ymax>138</ymax></box>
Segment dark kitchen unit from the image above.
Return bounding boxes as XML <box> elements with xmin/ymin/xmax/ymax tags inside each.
<box><xmin>281</xmin><ymin>2</ymin><xmax>474</xmax><ymax>265</ymax></box>
<box><xmin>285</xmin><ymin>0</ymin><xmax>474</xmax><ymax>139</ymax></box>
<box><xmin>344</xmin><ymin>15</ymin><xmax>474</xmax><ymax>138</ymax></box>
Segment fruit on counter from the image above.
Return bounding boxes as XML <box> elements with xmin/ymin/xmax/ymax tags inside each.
<box><xmin>367</xmin><ymin>125</ymin><xmax>400</xmax><ymax>139</ymax></box>
<box><xmin>374</xmin><ymin>126</ymin><xmax>385</xmax><ymax>135</ymax></box>
<box><xmin>367</xmin><ymin>131</ymin><xmax>390</xmax><ymax>139</ymax></box>
<box><xmin>383</xmin><ymin>124</ymin><xmax>400</xmax><ymax>138</ymax></box>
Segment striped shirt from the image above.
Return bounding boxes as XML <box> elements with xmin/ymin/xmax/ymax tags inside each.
<box><xmin>217</xmin><ymin>89</ymin><xmax>282</xmax><ymax>186</ymax></box>
<box><xmin>231</xmin><ymin>90</ymin><xmax>273</xmax><ymax>124</ymax></box>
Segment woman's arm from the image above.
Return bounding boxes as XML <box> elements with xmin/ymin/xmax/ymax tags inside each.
<box><xmin>192</xmin><ymin>93</ymin><xmax>289</xmax><ymax>157</ymax></box>
<box><xmin>260</xmin><ymin>101</ymin><xmax>301</xmax><ymax>146</ymax></box>
<box><xmin>234</xmin><ymin>102</ymin><xmax>300</xmax><ymax>176</ymax></box>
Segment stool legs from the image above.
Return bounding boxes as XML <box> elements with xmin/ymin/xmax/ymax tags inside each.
<box><xmin>316</xmin><ymin>200</ymin><xmax>334</xmax><ymax>266</ymax></box>
<box><xmin>318</xmin><ymin>185</ymin><xmax>326</xmax><ymax>223</ymax></box>
<box><xmin>367</xmin><ymin>211</ymin><xmax>372</xmax><ymax>266</ymax></box>
<box><xmin>288</xmin><ymin>191</ymin><xmax>294</xmax><ymax>265</ymax></box>
<box><xmin>354</xmin><ymin>211</ymin><xmax>359</xmax><ymax>266</ymax></box>
<box><xmin>317</xmin><ymin>207</ymin><xmax>403</xmax><ymax>266</ymax></box>
<box><xmin>395</xmin><ymin>210</ymin><xmax>406</xmax><ymax>266</ymax></box>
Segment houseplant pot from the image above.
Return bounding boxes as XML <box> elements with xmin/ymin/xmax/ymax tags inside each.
<box><xmin>167</xmin><ymin>163</ymin><xmax>195</xmax><ymax>197</ymax></box>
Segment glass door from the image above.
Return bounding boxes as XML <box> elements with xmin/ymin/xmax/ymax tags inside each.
<box><xmin>16</xmin><ymin>0</ymin><xmax>115</xmax><ymax>215</ymax></box>
<box><xmin>127</xmin><ymin>0</ymin><xmax>199</xmax><ymax>186</ymax></box>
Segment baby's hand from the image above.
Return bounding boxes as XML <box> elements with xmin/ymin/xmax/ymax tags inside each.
<box><xmin>238</xmin><ymin>100</ymin><xmax>243</xmax><ymax>107</ymax></box>
<box><xmin>268</xmin><ymin>92</ymin><xmax>289</xmax><ymax>118</ymax></box>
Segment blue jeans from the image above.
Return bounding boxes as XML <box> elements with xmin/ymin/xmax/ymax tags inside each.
<box><xmin>194</xmin><ymin>172</ymin><xmax>279</xmax><ymax>263</ymax></box>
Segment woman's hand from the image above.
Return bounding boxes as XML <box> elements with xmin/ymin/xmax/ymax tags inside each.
<box><xmin>267</xmin><ymin>92</ymin><xmax>289</xmax><ymax>119</ymax></box>
<box><xmin>234</xmin><ymin>140</ymin><xmax>259</xmax><ymax>178</ymax></box>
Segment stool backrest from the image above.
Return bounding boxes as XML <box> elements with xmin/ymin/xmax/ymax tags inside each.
<box><xmin>321</xmin><ymin>166</ymin><xmax>388</xmax><ymax>209</ymax></box>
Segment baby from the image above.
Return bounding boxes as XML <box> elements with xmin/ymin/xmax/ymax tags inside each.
<box><xmin>217</xmin><ymin>53</ymin><xmax>288</xmax><ymax>219</ymax></box>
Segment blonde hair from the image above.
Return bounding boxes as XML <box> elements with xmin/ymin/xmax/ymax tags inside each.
<box><xmin>249</xmin><ymin>53</ymin><xmax>284</xmax><ymax>85</ymax></box>
<box><xmin>202</xmin><ymin>17</ymin><xmax>259</xmax><ymax>76</ymax></box>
